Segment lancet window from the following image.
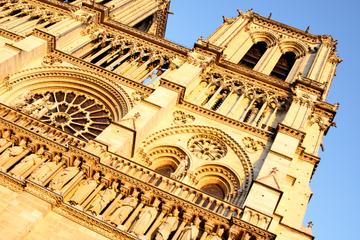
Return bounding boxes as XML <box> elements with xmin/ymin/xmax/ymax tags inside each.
<box><xmin>187</xmin><ymin>72</ymin><xmax>288</xmax><ymax>131</ymax></box>
<box><xmin>239</xmin><ymin>41</ymin><xmax>267</xmax><ymax>69</ymax></box>
<box><xmin>0</xmin><ymin>0</ymin><xmax>64</xmax><ymax>36</ymax></box>
<box><xmin>134</xmin><ymin>15</ymin><xmax>154</xmax><ymax>32</ymax></box>
<box><xmin>270</xmin><ymin>51</ymin><xmax>296</xmax><ymax>80</ymax></box>
<box><xmin>68</xmin><ymin>32</ymin><xmax>171</xmax><ymax>85</ymax></box>
<box><xmin>200</xmin><ymin>183</ymin><xmax>226</xmax><ymax>200</ymax></box>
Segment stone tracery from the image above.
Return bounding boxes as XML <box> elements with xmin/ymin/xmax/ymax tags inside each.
<box><xmin>187</xmin><ymin>134</ymin><xmax>227</xmax><ymax>161</ymax></box>
<box><xmin>14</xmin><ymin>90</ymin><xmax>112</xmax><ymax>141</ymax></box>
<box><xmin>0</xmin><ymin>0</ymin><xmax>65</xmax><ymax>36</ymax></box>
<box><xmin>186</xmin><ymin>70</ymin><xmax>289</xmax><ymax>131</ymax></box>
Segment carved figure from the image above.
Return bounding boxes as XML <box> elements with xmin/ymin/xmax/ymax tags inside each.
<box><xmin>243</xmin><ymin>233</ymin><xmax>252</xmax><ymax>240</ymax></box>
<box><xmin>178</xmin><ymin>217</ymin><xmax>201</xmax><ymax>240</ymax></box>
<box><xmin>48</xmin><ymin>159</ymin><xmax>81</xmax><ymax>191</ymax></box>
<box><xmin>9</xmin><ymin>146</ymin><xmax>46</xmax><ymax>178</ymax></box>
<box><xmin>170</xmin><ymin>157</ymin><xmax>188</xmax><ymax>180</ymax></box>
<box><xmin>29</xmin><ymin>160</ymin><xmax>59</xmax><ymax>185</ymax></box>
<box><xmin>107</xmin><ymin>189</ymin><xmax>140</xmax><ymax>226</ymax></box>
<box><xmin>155</xmin><ymin>208</ymin><xmax>180</xmax><ymax>240</ymax></box>
<box><xmin>21</xmin><ymin>94</ymin><xmax>52</xmax><ymax>115</ymax></box>
<box><xmin>12</xmin><ymin>91</ymin><xmax>34</xmax><ymax>110</ymax></box>
<box><xmin>130</xmin><ymin>198</ymin><xmax>161</xmax><ymax>236</ymax></box>
<box><xmin>0</xmin><ymin>130</ymin><xmax>12</xmax><ymax>152</ymax></box>
<box><xmin>30</xmin><ymin>101</ymin><xmax>56</xmax><ymax>119</ymax></box>
<box><xmin>0</xmin><ymin>139</ymin><xmax>27</xmax><ymax>169</ymax></box>
<box><xmin>207</xmin><ymin>227</ymin><xmax>224</xmax><ymax>240</ymax></box>
<box><xmin>87</xmin><ymin>181</ymin><xmax>119</xmax><ymax>216</ymax></box>
<box><xmin>68</xmin><ymin>172</ymin><xmax>101</xmax><ymax>206</ymax></box>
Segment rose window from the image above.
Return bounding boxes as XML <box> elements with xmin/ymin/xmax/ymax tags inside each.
<box><xmin>33</xmin><ymin>91</ymin><xmax>112</xmax><ymax>141</ymax></box>
<box><xmin>187</xmin><ymin>134</ymin><xmax>227</xmax><ymax>161</ymax></box>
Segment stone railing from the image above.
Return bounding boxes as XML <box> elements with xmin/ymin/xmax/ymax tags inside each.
<box><xmin>0</xmin><ymin>104</ymin><xmax>275</xmax><ymax>240</ymax></box>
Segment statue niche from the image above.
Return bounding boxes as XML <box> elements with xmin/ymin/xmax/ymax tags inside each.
<box><xmin>106</xmin><ymin>188</ymin><xmax>140</xmax><ymax>226</ymax></box>
<box><xmin>129</xmin><ymin>198</ymin><xmax>161</xmax><ymax>236</ymax></box>
<box><xmin>155</xmin><ymin>208</ymin><xmax>180</xmax><ymax>240</ymax></box>
<box><xmin>178</xmin><ymin>217</ymin><xmax>201</xmax><ymax>240</ymax></box>
<box><xmin>48</xmin><ymin>158</ymin><xmax>82</xmax><ymax>193</ymax></box>
<box><xmin>9</xmin><ymin>146</ymin><xmax>48</xmax><ymax>179</ymax></box>
<box><xmin>29</xmin><ymin>154</ymin><xmax>63</xmax><ymax>186</ymax></box>
<box><xmin>86</xmin><ymin>181</ymin><xmax>119</xmax><ymax>216</ymax></box>
<box><xmin>0</xmin><ymin>138</ymin><xmax>30</xmax><ymax>172</ymax></box>
<box><xmin>67</xmin><ymin>171</ymin><xmax>101</xmax><ymax>207</ymax></box>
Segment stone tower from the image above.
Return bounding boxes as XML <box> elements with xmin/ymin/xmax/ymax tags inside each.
<box><xmin>0</xmin><ymin>1</ymin><xmax>340</xmax><ymax>240</ymax></box>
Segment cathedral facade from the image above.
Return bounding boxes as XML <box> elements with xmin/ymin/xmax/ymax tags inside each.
<box><xmin>0</xmin><ymin>0</ymin><xmax>340</xmax><ymax>239</ymax></box>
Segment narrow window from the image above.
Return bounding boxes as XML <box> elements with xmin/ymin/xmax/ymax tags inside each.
<box><xmin>200</xmin><ymin>184</ymin><xmax>225</xmax><ymax>199</ymax></box>
<box><xmin>270</xmin><ymin>51</ymin><xmax>296</xmax><ymax>80</ymax></box>
<box><xmin>239</xmin><ymin>41</ymin><xmax>267</xmax><ymax>69</ymax></box>
<box><xmin>134</xmin><ymin>15</ymin><xmax>154</xmax><ymax>32</ymax></box>
<box><xmin>155</xmin><ymin>165</ymin><xmax>175</xmax><ymax>178</ymax></box>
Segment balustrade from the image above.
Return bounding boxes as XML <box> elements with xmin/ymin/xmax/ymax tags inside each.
<box><xmin>0</xmin><ymin>103</ymin><xmax>274</xmax><ymax>240</ymax></box>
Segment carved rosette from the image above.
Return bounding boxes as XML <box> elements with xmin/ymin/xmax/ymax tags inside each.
<box><xmin>187</xmin><ymin>134</ymin><xmax>227</xmax><ymax>161</ymax></box>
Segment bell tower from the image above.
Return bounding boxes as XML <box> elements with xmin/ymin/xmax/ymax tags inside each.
<box><xmin>0</xmin><ymin>2</ymin><xmax>339</xmax><ymax>240</ymax></box>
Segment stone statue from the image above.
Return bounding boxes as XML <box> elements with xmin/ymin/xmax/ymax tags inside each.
<box><xmin>9</xmin><ymin>146</ymin><xmax>46</xmax><ymax>178</ymax></box>
<box><xmin>130</xmin><ymin>198</ymin><xmax>161</xmax><ymax>236</ymax></box>
<box><xmin>207</xmin><ymin>227</ymin><xmax>224</xmax><ymax>240</ymax></box>
<box><xmin>243</xmin><ymin>233</ymin><xmax>252</xmax><ymax>240</ymax></box>
<box><xmin>68</xmin><ymin>172</ymin><xmax>101</xmax><ymax>206</ymax></box>
<box><xmin>21</xmin><ymin>94</ymin><xmax>52</xmax><ymax>115</ymax></box>
<box><xmin>30</xmin><ymin>101</ymin><xmax>56</xmax><ymax>119</ymax></box>
<box><xmin>170</xmin><ymin>157</ymin><xmax>188</xmax><ymax>180</ymax></box>
<box><xmin>29</xmin><ymin>156</ymin><xmax>61</xmax><ymax>185</ymax></box>
<box><xmin>0</xmin><ymin>138</ymin><xmax>27</xmax><ymax>169</ymax></box>
<box><xmin>107</xmin><ymin>189</ymin><xmax>140</xmax><ymax>226</ymax></box>
<box><xmin>48</xmin><ymin>158</ymin><xmax>81</xmax><ymax>192</ymax></box>
<box><xmin>155</xmin><ymin>208</ymin><xmax>180</xmax><ymax>240</ymax></box>
<box><xmin>178</xmin><ymin>217</ymin><xmax>201</xmax><ymax>240</ymax></box>
<box><xmin>12</xmin><ymin>90</ymin><xmax>34</xmax><ymax>110</ymax></box>
<box><xmin>87</xmin><ymin>181</ymin><xmax>119</xmax><ymax>216</ymax></box>
<box><xmin>0</xmin><ymin>129</ymin><xmax>12</xmax><ymax>152</ymax></box>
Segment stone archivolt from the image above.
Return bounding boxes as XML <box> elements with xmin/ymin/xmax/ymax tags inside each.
<box><xmin>1</xmin><ymin>66</ymin><xmax>132</xmax><ymax>121</ymax></box>
<box><xmin>0</xmin><ymin>108</ymin><xmax>273</xmax><ymax>240</ymax></box>
<box><xmin>137</xmin><ymin>125</ymin><xmax>253</xmax><ymax>205</ymax></box>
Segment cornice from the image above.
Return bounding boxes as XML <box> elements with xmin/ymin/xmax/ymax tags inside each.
<box><xmin>292</xmin><ymin>77</ymin><xmax>325</xmax><ymax>99</ymax></box>
<box><xmin>277</xmin><ymin>124</ymin><xmax>305</xmax><ymax>143</ymax></box>
<box><xmin>180</xmin><ymin>101</ymin><xmax>273</xmax><ymax>140</ymax></box>
<box><xmin>252</xmin><ymin>13</ymin><xmax>324</xmax><ymax>45</ymax></box>
<box><xmin>0</xmin><ymin>29</ymin><xmax>25</xmax><ymax>41</ymax></box>
<box><xmin>159</xmin><ymin>79</ymin><xmax>186</xmax><ymax>103</ymax></box>
<box><xmin>232</xmin><ymin>217</ymin><xmax>276</xmax><ymax>239</ymax></box>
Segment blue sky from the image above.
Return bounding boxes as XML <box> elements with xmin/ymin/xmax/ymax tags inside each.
<box><xmin>165</xmin><ymin>0</ymin><xmax>360</xmax><ymax>239</ymax></box>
